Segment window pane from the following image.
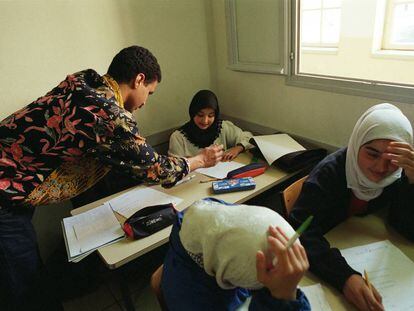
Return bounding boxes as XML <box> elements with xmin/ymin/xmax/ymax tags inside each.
<box><xmin>323</xmin><ymin>0</ymin><xmax>341</xmax><ymax>9</ymax></box>
<box><xmin>322</xmin><ymin>8</ymin><xmax>341</xmax><ymax>44</ymax></box>
<box><xmin>301</xmin><ymin>10</ymin><xmax>321</xmax><ymax>44</ymax></box>
<box><xmin>298</xmin><ymin>1</ymin><xmax>414</xmax><ymax>86</ymax></box>
<box><xmin>302</xmin><ymin>0</ymin><xmax>322</xmax><ymax>10</ymax></box>
<box><xmin>391</xmin><ymin>3</ymin><xmax>414</xmax><ymax>44</ymax></box>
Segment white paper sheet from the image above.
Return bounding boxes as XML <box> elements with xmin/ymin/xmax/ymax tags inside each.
<box><xmin>252</xmin><ymin>134</ymin><xmax>305</xmax><ymax>165</ymax></box>
<box><xmin>62</xmin><ymin>203</ymin><xmax>124</xmax><ymax>262</ymax></box>
<box><xmin>107</xmin><ymin>186</ymin><xmax>183</xmax><ymax>218</ymax></box>
<box><xmin>195</xmin><ymin>161</ymin><xmax>245</xmax><ymax>179</ymax></box>
<box><xmin>300</xmin><ymin>283</ymin><xmax>332</xmax><ymax>311</ymax></box>
<box><xmin>341</xmin><ymin>240</ymin><xmax>414</xmax><ymax>311</ymax></box>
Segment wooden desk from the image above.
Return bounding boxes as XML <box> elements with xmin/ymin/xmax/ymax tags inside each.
<box><xmin>300</xmin><ymin>210</ymin><xmax>414</xmax><ymax>310</ymax></box>
<box><xmin>72</xmin><ymin>153</ymin><xmax>295</xmax><ymax>269</ymax></box>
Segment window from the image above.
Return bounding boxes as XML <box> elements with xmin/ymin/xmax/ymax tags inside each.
<box><xmin>300</xmin><ymin>0</ymin><xmax>342</xmax><ymax>48</ymax></box>
<box><xmin>383</xmin><ymin>0</ymin><xmax>414</xmax><ymax>50</ymax></box>
<box><xmin>288</xmin><ymin>0</ymin><xmax>414</xmax><ymax>104</ymax></box>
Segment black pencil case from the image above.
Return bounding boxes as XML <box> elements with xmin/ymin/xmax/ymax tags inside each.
<box><xmin>122</xmin><ymin>203</ymin><xmax>176</xmax><ymax>239</ymax></box>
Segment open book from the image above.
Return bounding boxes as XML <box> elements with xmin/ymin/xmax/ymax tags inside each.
<box><xmin>62</xmin><ymin>203</ymin><xmax>125</xmax><ymax>262</ymax></box>
<box><xmin>250</xmin><ymin>134</ymin><xmax>327</xmax><ymax>172</ymax></box>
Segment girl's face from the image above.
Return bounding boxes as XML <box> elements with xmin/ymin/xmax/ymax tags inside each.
<box><xmin>358</xmin><ymin>139</ymin><xmax>399</xmax><ymax>182</ymax></box>
<box><xmin>193</xmin><ymin>107</ymin><xmax>215</xmax><ymax>130</ymax></box>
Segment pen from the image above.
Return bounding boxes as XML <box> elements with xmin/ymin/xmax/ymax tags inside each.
<box><xmin>199</xmin><ymin>178</ymin><xmax>221</xmax><ymax>183</ymax></box>
<box><xmin>286</xmin><ymin>215</ymin><xmax>313</xmax><ymax>248</ymax></box>
<box><xmin>176</xmin><ymin>174</ymin><xmax>196</xmax><ymax>186</ymax></box>
<box><xmin>364</xmin><ymin>269</ymin><xmax>373</xmax><ymax>292</ymax></box>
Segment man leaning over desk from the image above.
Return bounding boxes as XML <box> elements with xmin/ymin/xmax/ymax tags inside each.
<box><xmin>0</xmin><ymin>45</ymin><xmax>223</xmax><ymax>311</ymax></box>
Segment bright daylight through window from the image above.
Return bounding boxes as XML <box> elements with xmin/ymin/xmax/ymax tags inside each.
<box><xmin>296</xmin><ymin>0</ymin><xmax>414</xmax><ymax>87</ymax></box>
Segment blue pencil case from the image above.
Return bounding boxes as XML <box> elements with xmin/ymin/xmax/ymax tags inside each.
<box><xmin>212</xmin><ymin>177</ymin><xmax>256</xmax><ymax>194</ymax></box>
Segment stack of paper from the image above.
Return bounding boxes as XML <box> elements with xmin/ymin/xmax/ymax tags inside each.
<box><xmin>62</xmin><ymin>203</ymin><xmax>124</xmax><ymax>262</ymax></box>
<box><xmin>107</xmin><ymin>187</ymin><xmax>183</xmax><ymax>218</ymax></box>
<box><xmin>195</xmin><ymin>161</ymin><xmax>245</xmax><ymax>179</ymax></box>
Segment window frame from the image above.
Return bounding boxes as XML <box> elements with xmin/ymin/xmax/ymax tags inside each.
<box><xmin>287</xmin><ymin>0</ymin><xmax>414</xmax><ymax>105</ymax></box>
<box><xmin>382</xmin><ymin>0</ymin><xmax>414</xmax><ymax>51</ymax></box>
<box><xmin>300</xmin><ymin>0</ymin><xmax>342</xmax><ymax>48</ymax></box>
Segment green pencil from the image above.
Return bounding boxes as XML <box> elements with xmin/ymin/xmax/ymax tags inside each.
<box><xmin>286</xmin><ymin>215</ymin><xmax>313</xmax><ymax>248</ymax></box>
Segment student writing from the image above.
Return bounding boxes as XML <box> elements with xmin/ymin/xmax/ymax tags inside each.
<box><xmin>169</xmin><ymin>89</ymin><xmax>253</xmax><ymax>161</ymax></box>
<box><xmin>288</xmin><ymin>103</ymin><xmax>414</xmax><ymax>311</ymax></box>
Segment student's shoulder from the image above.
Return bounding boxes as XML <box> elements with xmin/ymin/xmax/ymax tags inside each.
<box><xmin>307</xmin><ymin>147</ymin><xmax>347</xmax><ymax>185</ymax></box>
<box><xmin>170</xmin><ymin>129</ymin><xmax>185</xmax><ymax>139</ymax></box>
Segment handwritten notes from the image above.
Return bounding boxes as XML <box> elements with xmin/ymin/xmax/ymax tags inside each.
<box><xmin>341</xmin><ymin>240</ymin><xmax>414</xmax><ymax>311</ymax></box>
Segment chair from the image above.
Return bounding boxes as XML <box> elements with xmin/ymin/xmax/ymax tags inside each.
<box><xmin>280</xmin><ymin>175</ymin><xmax>308</xmax><ymax>217</ymax></box>
<box><xmin>150</xmin><ymin>264</ymin><xmax>168</xmax><ymax>311</ymax></box>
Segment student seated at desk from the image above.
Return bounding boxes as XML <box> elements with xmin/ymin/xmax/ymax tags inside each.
<box><xmin>288</xmin><ymin>103</ymin><xmax>414</xmax><ymax>311</ymax></box>
<box><xmin>169</xmin><ymin>90</ymin><xmax>254</xmax><ymax>161</ymax></box>
<box><xmin>161</xmin><ymin>198</ymin><xmax>311</xmax><ymax>311</ymax></box>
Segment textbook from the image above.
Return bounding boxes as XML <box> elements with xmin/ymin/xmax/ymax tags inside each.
<box><xmin>212</xmin><ymin>177</ymin><xmax>256</xmax><ymax>194</ymax></box>
<box><xmin>250</xmin><ymin>134</ymin><xmax>326</xmax><ymax>172</ymax></box>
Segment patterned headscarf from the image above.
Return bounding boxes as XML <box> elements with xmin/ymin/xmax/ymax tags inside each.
<box><xmin>179</xmin><ymin>90</ymin><xmax>223</xmax><ymax>148</ymax></box>
<box><xmin>346</xmin><ymin>103</ymin><xmax>413</xmax><ymax>200</ymax></box>
<box><xmin>179</xmin><ymin>199</ymin><xmax>296</xmax><ymax>290</ymax></box>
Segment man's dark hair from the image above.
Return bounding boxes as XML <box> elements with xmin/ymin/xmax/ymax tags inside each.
<box><xmin>107</xmin><ymin>45</ymin><xmax>162</xmax><ymax>84</ymax></box>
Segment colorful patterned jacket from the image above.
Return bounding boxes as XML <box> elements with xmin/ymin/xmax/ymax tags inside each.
<box><xmin>0</xmin><ymin>69</ymin><xmax>188</xmax><ymax>210</ymax></box>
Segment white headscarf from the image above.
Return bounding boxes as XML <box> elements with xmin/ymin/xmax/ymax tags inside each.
<box><xmin>179</xmin><ymin>199</ymin><xmax>296</xmax><ymax>290</ymax></box>
<box><xmin>346</xmin><ymin>103</ymin><xmax>413</xmax><ymax>200</ymax></box>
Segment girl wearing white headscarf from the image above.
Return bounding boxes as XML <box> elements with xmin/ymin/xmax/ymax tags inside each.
<box><xmin>161</xmin><ymin>198</ymin><xmax>311</xmax><ymax>311</ymax></box>
<box><xmin>289</xmin><ymin>103</ymin><xmax>414</xmax><ymax>311</ymax></box>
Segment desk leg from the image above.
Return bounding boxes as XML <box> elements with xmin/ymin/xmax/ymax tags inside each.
<box><xmin>118</xmin><ymin>270</ymin><xmax>135</xmax><ymax>311</ymax></box>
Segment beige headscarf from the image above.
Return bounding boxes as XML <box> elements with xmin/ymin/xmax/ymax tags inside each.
<box><xmin>346</xmin><ymin>103</ymin><xmax>413</xmax><ymax>200</ymax></box>
<box><xmin>179</xmin><ymin>199</ymin><xmax>296</xmax><ymax>290</ymax></box>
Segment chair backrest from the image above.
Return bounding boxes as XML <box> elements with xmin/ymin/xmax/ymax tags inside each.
<box><xmin>280</xmin><ymin>175</ymin><xmax>308</xmax><ymax>217</ymax></box>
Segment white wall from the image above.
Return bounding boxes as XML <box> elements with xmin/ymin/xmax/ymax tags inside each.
<box><xmin>0</xmin><ymin>0</ymin><xmax>214</xmax><ymax>136</ymax></box>
<box><xmin>210</xmin><ymin>0</ymin><xmax>414</xmax><ymax>148</ymax></box>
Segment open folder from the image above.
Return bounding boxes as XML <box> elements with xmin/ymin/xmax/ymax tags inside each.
<box><xmin>250</xmin><ymin>134</ymin><xmax>327</xmax><ymax>172</ymax></box>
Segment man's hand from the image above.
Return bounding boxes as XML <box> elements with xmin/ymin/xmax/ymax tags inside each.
<box><xmin>256</xmin><ymin>226</ymin><xmax>309</xmax><ymax>301</ymax></box>
<box><xmin>222</xmin><ymin>145</ymin><xmax>244</xmax><ymax>161</ymax></box>
<box><xmin>343</xmin><ymin>274</ymin><xmax>384</xmax><ymax>311</ymax></box>
<box><xmin>187</xmin><ymin>144</ymin><xmax>224</xmax><ymax>171</ymax></box>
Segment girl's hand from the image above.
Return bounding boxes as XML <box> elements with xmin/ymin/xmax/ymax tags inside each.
<box><xmin>383</xmin><ymin>141</ymin><xmax>414</xmax><ymax>184</ymax></box>
<box><xmin>222</xmin><ymin>145</ymin><xmax>244</xmax><ymax>161</ymax></box>
<box><xmin>256</xmin><ymin>226</ymin><xmax>309</xmax><ymax>301</ymax></box>
<box><xmin>343</xmin><ymin>274</ymin><xmax>384</xmax><ymax>311</ymax></box>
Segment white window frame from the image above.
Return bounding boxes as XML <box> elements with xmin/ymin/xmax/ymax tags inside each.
<box><xmin>300</xmin><ymin>0</ymin><xmax>342</xmax><ymax>48</ymax></box>
<box><xmin>287</xmin><ymin>0</ymin><xmax>414</xmax><ymax>104</ymax></box>
<box><xmin>383</xmin><ymin>0</ymin><xmax>414</xmax><ymax>51</ymax></box>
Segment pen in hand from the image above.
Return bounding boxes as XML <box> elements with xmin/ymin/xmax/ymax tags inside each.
<box><xmin>364</xmin><ymin>269</ymin><xmax>373</xmax><ymax>293</ymax></box>
<box><xmin>286</xmin><ymin>215</ymin><xmax>313</xmax><ymax>249</ymax></box>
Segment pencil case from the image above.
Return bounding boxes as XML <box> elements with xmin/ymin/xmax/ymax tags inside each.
<box><xmin>226</xmin><ymin>162</ymin><xmax>267</xmax><ymax>179</ymax></box>
<box><xmin>212</xmin><ymin>177</ymin><xmax>256</xmax><ymax>194</ymax></box>
<box><xmin>122</xmin><ymin>203</ymin><xmax>176</xmax><ymax>239</ymax></box>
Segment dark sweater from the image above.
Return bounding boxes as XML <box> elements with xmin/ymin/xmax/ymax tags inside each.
<box><xmin>288</xmin><ymin>148</ymin><xmax>414</xmax><ymax>291</ymax></box>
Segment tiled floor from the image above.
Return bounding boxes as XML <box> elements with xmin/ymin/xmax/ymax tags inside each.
<box><xmin>58</xmin><ymin>246</ymin><xmax>166</xmax><ymax>311</ymax></box>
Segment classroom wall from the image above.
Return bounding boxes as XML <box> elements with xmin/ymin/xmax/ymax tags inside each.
<box><xmin>0</xmin><ymin>0</ymin><xmax>214</xmax><ymax>259</ymax></box>
<box><xmin>0</xmin><ymin>0</ymin><xmax>214</xmax><ymax>136</ymax></box>
<box><xmin>209</xmin><ymin>0</ymin><xmax>414</xmax><ymax>148</ymax></box>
